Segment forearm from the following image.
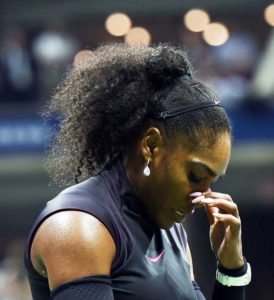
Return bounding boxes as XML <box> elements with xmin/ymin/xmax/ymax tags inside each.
<box><xmin>212</xmin><ymin>281</ymin><xmax>245</xmax><ymax>300</ymax></box>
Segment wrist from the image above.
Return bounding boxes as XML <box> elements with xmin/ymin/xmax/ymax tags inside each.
<box><xmin>218</xmin><ymin>254</ymin><xmax>245</xmax><ymax>270</ymax></box>
<box><xmin>216</xmin><ymin>258</ymin><xmax>251</xmax><ymax>287</ymax></box>
<box><xmin>218</xmin><ymin>257</ymin><xmax>247</xmax><ymax>277</ymax></box>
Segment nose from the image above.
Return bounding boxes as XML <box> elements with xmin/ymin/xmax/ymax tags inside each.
<box><xmin>194</xmin><ymin>186</ymin><xmax>211</xmax><ymax>195</ymax></box>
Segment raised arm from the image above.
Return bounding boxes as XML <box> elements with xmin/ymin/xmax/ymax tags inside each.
<box><xmin>205</xmin><ymin>190</ymin><xmax>251</xmax><ymax>300</ymax></box>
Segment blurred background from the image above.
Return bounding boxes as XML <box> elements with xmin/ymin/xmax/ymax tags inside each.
<box><xmin>0</xmin><ymin>0</ymin><xmax>274</xmax><ymax>299</ymax></box>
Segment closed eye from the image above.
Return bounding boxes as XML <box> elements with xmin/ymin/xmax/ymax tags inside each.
<box><xmin>189</xmin><ymin>172</ymin><xmax>225</xmax><ymax>186</ymax></box>
<box><xmin>189</xmin><ymin>172</ymin><xmax>206</xmax><ymax>184</ymax></box>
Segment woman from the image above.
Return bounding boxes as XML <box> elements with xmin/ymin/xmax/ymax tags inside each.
<box><xmin>24</xmin><ymin>44</ymin><xmax>251</xmax><ymax>299</ymax></box>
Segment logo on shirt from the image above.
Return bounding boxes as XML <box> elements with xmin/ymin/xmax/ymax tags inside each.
<box><xmin>146</xmin><ymin>250</ymin><xmax>165</xmax><ymax>263</ymax></box>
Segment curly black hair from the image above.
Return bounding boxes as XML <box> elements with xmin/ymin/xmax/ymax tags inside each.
<box><xmin>42</xmin><ymin>43</ymin><xmax>231</xmax><ymax>187</ymax></box>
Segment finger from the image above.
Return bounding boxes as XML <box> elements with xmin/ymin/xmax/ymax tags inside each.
<box><xmin>191</xmin><ymin>195</ymin><xmax>205</xmax><ymax>204</ymax></box>
<box><xmin>206</xmin><ymin>199</ymin><xmax>239</xmax><ymax>217</ymax></box>
<box><xmin>213</xmin><ymin>212</ymin><xmax>241</xmax><ymax>234</ymax></box>
<box><xmin>205</xmin><ymin>191</ymin><xmax>233</xmax><ymax>202</ymax></box>
<box><xmin>205</xmin><ymin>204</ymin><xmax>219</xmax><ymax>225</ymax></box>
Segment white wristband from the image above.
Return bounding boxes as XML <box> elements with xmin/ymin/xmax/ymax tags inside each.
<box><xmin>216</xmin><ymin>263</ymin><xmax>252</xmax><ymax>287</ymax></box>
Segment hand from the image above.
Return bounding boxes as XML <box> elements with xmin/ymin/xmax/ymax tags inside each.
<box><xmin>204</xmin><ymin>190</ymin><xmax>244</xmax><ymax>269</ymax></box>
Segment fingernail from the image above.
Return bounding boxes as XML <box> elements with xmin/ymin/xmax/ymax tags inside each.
<box><xmin>189</xmin><ymin>192</ymin><xmax>203</xmax><ymax>197</ymax></box>
<box><xmin>192</xmin><ymin>195</ymin><xmax>205</xmax><ymax>203</ymax></box>
<box><xmin>201</xmin><ymin>198</ymin><xmax>215</xmax><ymax>204</ymax></box>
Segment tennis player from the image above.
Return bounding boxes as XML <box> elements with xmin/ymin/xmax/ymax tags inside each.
<box><xmin>24</xmin><ymin>43</ymin><xmax>251</xmax><ymax>299</ymax></box>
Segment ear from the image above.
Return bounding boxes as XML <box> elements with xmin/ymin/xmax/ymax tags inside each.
<box><xmin>141</xmin><ymin>127</ymin><xmax>163</xmax><ymax>160</ymax></box>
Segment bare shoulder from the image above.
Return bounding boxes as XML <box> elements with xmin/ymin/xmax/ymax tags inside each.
<box><xmin>30</xmin><ymin>210</ymin><xmax>116</xmax><ymax>290</ymax></box>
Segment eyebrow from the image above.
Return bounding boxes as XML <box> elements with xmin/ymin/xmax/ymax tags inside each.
<box><xmin>193</xmin><ymin>161</ymin><xmax>225</xmax><ymax>178</ymax></box>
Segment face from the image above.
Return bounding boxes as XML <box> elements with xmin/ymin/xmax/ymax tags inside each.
<box><xmin>141</xmin><ymin>130</ymin><xmax>231</xmax><ymax>229</ymax></box>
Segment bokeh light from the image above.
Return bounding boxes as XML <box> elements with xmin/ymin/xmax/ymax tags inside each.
<box><xmin>125</xmin><ymin>27</ymin><xmax>151</xmax><ymax>45</ymax></box>
<box><xmin>105</xmin><ymin>12</ymin><xmax>132</xmax><ymax>37</ymax></box>
<box><xmin>202</xmin><ymin>22</ymin><xmax>229</xmax><ymax>46</ymax></box>
<box><xmin>264</xmin><ymin>4</ymin><xmax>274</xmax><ymax>26</ymax></box>
<box><xmin>74</xmin><ymin>50</ymin><xmax>92</xmax><ymax>68</ymax></box>
<box><xmin>184</xmin><ymin>9</ymin><xmax>210</xmax><ymax>32</ymax></box>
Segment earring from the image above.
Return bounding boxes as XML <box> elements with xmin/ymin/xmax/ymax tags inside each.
<box><xmin>143</xmin><ymin>159</ymin><xmax>151</xmax><ymax>177</ymax></box>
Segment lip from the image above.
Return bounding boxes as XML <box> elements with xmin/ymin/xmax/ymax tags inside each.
<box><xmin>173</xmin><ymin>208</ymin><xmax>193</xmax><ymax>222</ymax></box>
<box><xmin>173</xmin><ymin>211</ymin><xmax>185</xmax><ymax>222</ymax></box>
<box><xmin>175</xmin><ymin>209</ymin><xmax>185</xmax><ymax>216</ymax></box>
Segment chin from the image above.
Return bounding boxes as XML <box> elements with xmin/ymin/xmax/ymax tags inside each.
<box><xmin>148</xmin><ymin>212</ymin><xmax>175</xmax><ymax>230</ymax></box>
<box><xmin>162</xmin><ymin>223</ymin><xmax>175</xmax><ymax>230</ymax></box>
<box><xmin>157</xmin><ymin>219</ymin><xmax>175</xmax><ymax>230</ymax></box>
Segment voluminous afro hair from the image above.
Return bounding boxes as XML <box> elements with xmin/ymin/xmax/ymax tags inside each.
<box><xmin>42</xmin><ymin>43</ymin><xmax>231</xmax><ymax>187</ymax></box>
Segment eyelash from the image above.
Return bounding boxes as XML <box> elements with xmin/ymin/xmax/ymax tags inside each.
<box><xmin>189</xmin><ymin>172</ymin><xmax>204</xmax><ymax>184</ymax></box>
<box><xmin>189</xmin><ymin>172</ymin><xmax>225</xmax><ymax>186</ymax></box>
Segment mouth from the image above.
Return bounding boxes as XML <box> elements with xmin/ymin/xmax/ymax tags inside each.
<box><xmin>172</xmin><ymin>209</ymin><xmax>185</xmax><ymax>222</ymax></box>
<box><xmin>172</xmin><ymin>197</ymin><xmax>197</xmax><ymax>221</ymax></box>
<box><xmin>174</xmin><ymin>209</ymin><xmax>185</xmax><ymax>216</ymax></box>
<box><xmin>174</xmin><ymin>207</ymin><xmax>194</xmax><ymax>220</ymax></box>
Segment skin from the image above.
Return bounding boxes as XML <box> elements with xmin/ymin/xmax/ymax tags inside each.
<box><xmin>31</xmin><ymin>124</ymin><xmax>244</xmax><ymax>291</ymax></box>
<box><xmin>31</xmin><ymin>211</ymin><xmax>116</xmax><ymax>289</ymax></box>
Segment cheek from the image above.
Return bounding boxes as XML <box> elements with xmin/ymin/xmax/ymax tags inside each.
<box><xmin>152</xmin><ymin>149</ymin><xmax>189</xmax><ymax>203</ymax></box>
<box><xmin>164</xmin><ymin>165</ymin><xmax>189</xmax><ymax>199</ymax></box>
<box><xmin>151</xmin><ymin>170</ymin><xmax>184</xmax><ymax>207</ymax></box>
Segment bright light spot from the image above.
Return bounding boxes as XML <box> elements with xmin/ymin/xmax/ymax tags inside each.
<box><xmin>184</xmin><ymin>9</ymin><xmax>210</xmax><ymax>32</ymax></box>
<box><xmin>74</xmin><ymin>50</ymin><xmax>92</xmax><ymax>68</ymax></box>
<box><xmin>125</xmin><ymin>27</ymin><xmax>151</xmax><ymax>45</ymax></box>
<box><xmin>202</xmin><ymin>22</ymin><xmax>229</xmax><ymax>46</ymax></box>
<box><xmin>264</xmin><ymin>4</ymin><xmax>274</xmax><ymax>26</ymax></box>
<box><xmin>33</xmin><ymin>32</ymin><xmax>78</xmax><ymax>64</ymax></box>
<box><xmin>105</xmin><ymin>12</ymin><xmax>132</xmax><ymax>36</ymax></box>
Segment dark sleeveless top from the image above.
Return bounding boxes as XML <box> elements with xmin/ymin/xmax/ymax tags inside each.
<box><xmin>24</xmin><ymin>159</ymin><xmax>202</xmax><ymax>300</ymax></box>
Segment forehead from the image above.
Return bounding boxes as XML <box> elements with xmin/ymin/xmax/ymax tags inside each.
<box><xmin>171</xmin><ymin>132</ymin><xmax>231</xmax><ymax>176</ymax></box>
